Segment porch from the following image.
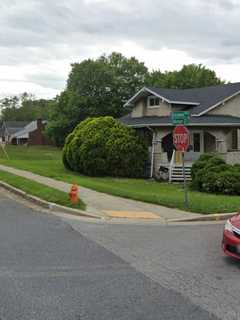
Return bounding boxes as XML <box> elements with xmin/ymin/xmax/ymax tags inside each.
<box><xmin>149</xmin><ymin>127</ymin><xmax>240</xmax><ymax>181</ymax></box>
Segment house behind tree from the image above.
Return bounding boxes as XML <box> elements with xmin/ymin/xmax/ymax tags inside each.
<box><xmin>0</xmin><ymin>119</ymin><xmax>50</xmax><ymax>145</ymax></box>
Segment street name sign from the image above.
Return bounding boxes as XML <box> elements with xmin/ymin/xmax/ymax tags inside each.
<box><xmin>171</xmin><ymin>111</ymin><xmax>190</xmax><ymax>125</ymax></box>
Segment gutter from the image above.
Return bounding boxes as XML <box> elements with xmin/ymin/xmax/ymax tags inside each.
<box><xmin>127</xmin><ymin>123</ymin><xmax>240</xmax><ymax>128</ymax></box>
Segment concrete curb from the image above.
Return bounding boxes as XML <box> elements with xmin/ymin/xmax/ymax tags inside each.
<box><xmin>167</xmin><ymin>212</ymin><xmax>236</xmax><ymax>223</ymax></box>
<box><xmin>0</xmin><ymin>181</ymin><xmax>100</xmax><ymax>220</ymax></box>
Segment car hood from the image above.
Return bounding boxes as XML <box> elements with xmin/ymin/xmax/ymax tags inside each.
<box><xmin>230</xmin><ymin>214</ymin><xmax>240</xmax><ymax>229</ymax></box>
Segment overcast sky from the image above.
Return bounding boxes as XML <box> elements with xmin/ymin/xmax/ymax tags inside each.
<box><xmin>1</xmin><ymin>0</ymin><xmax>240</xmax><ymax>98</ymax></box>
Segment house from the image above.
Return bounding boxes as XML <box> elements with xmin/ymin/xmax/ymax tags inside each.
<box><xmin>121</xmin><ymin>82</ymin><xmax>240</xmax><ymax>181</ymax></box>
<box><xmin>1</xmin><ymin>119</ymin><xmax>49</xmax><ymax>145</ymax></box>
<box><xmin>1</xmin><ymin>121</ymin><xmax>30</xmax><ymax>143</ymax></box>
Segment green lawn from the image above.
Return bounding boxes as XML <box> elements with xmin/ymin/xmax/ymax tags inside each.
<box><xmin>0</xmin><ymin>145</ymin><xmax>240</xmax><ymax>214</ymax></box>
<box><xmin>0</xmin><ymin>169</ymin><xmax>86</xmax><ymax>211</ymax></box>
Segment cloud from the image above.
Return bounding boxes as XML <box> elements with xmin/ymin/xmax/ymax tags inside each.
<box><xmin>1</xmin><ymin>0</ymin><xmax>240</xmax><ymax>97</ymax></box>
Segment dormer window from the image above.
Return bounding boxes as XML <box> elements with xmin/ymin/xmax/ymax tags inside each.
<box><xmin>147</xmin><ymin>96</ymin><xmax>160</xmax><ymax>108</ymax></box>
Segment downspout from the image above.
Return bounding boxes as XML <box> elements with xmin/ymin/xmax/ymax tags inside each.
<box><xmin>147</xmin><ymin>127</ymin><xmax>155</xmax><ymax>178</ymax></box>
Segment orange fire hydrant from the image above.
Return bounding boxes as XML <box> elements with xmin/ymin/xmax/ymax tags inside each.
<box><xmin>69</xmin><ymin>184</ymin><xmax>79</xmax><ymax>204</ymax></box>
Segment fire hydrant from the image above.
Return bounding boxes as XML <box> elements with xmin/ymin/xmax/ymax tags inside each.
<box><xmin>69</xmin><ymin>184</ymin><xmax>79</xmax><ymax>204</ymax></box>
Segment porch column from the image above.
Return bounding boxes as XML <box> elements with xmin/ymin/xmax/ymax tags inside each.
<box><xmin>208</xmin><ymin>129</ymin><xmax>228</xmax><ymax>154</ymax></box>
<box><xmin>238</xmin><ymin>129</ymin><xmax>240</xmax><ymax>150</ymax></box>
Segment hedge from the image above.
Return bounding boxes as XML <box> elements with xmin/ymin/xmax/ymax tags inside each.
<box><xmin>191</xmin><ymin>153</ymin><xmax>240</xmax><ymax>195</ymax></box>
<box><xmin>63</xmin><ymin>116</ymin><xmax>148</xmax><ymax>177</ymax></box>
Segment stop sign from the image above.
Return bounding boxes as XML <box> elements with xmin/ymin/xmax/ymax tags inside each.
<box><xmin>173</xmin><ymin>125</ymin><xmax>190</xmax><ymax>152</ymax></box>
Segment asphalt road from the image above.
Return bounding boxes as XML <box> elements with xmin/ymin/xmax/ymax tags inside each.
<box><xmin>0</xmin><ymin>191</ymin><xmax>236</xmax><ymax>319</ymax></box>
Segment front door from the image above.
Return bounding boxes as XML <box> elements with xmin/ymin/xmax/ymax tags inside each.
<box><xmin>162</xmin><ymin>133</ymin><xmax>174</xmax><ymax>161</ymax></box>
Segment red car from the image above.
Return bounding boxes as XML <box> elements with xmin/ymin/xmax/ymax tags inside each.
<box><xmin>222</xmin><ymin>214</ymin><xmax>240</xmax><ymax>259</ymax></box>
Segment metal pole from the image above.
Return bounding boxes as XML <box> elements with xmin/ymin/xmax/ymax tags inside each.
<box><xmin>182</xmin><ymin>151</ymin><xmax>189</xmax><ymax>208</ymax></box>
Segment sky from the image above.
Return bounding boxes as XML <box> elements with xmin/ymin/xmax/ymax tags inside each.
<box><xmin>1</xmin><ymin>0</ymin><xmax>240</xmax><ymax>99</ymax></box>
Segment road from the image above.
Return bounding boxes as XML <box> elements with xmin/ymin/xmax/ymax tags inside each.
<box><xmin>0</xmin><ymin>191</ymin><xmax>238</xmax><ymax>319</ymax></box>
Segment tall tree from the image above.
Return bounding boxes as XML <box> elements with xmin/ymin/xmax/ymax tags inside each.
<box><xmin>146</xmin><ymin>64</ymin><xmax>224</xmax><ymax>89</ymax></box>
<box><xmin>47</xmin><ymin>52</ymin><xmax>148</xmax><ymax>146</ymax></box>
<box><xmin>0</xmin><ymin>93</ymin><xmax>53</xmax><ymax>121</ymax></box>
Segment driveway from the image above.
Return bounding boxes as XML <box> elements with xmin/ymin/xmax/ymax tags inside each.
<box><xmin>0</xmin><ymin>190</ymin><xmax>232</xmax><ymax>319</ymax></box>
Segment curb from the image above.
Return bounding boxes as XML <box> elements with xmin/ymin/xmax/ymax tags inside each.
<box><xmin>0</xmin><ymin>181</ymin><xmax>100</xmax><ymax>220</ymax></box>
<box><xmin>167</xmin><ymin>212</ymin><xmax>236</xmax><ymax>223</ymax></box>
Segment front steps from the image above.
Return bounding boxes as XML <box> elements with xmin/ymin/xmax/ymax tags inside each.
<box><xmin>170</xmin><ymin>165</ymin><xmax>192</xmax><ymax>182</ymax></box>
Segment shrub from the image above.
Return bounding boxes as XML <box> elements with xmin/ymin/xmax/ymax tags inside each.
<box><xmin>191</xmin><ymin>153</ymin><xmax>214</xmax><ymax>181</ymax></box>
<box><xmin>191</xmin><ymin>153</ymin><xmax>240</xmax><ymax>195</ymax></box>
<box><xmin>62</xmin><ymin>116</ymin><xmax>148</xmax><ymax>177</ymax></box>
<box><xmin>201</xmin><ymin>170</ymin><xmax>240</xmax><ymax>195</ymax></box>
<box><xmin>191</xmin><ymin>154</ymin><xmax>226</xmax><ymax>190</ymax></box>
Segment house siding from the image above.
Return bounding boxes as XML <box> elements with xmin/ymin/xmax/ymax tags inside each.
<box><xmin>131</xmin><ymin>98</ymin><xmax>171</xmax><ymax>118</ymax></box>
<box><xmin>146</xmin><ymin>101</ymin><xmax>170</xmax><ymax>117</ymax></box>
<box><xmin>208</xmin><ymin>94</ymin><xmax>240</xmax><ymax>117</ymax></box>
<box><xmin>131</xmin><ymin>99</ymin><xmax>145</xmax><ymax>117</ymax></box>
<box><xmin>28</xmin><ymin>120</ymin><xmax>51</xmax><ymax>145</ymax></box>
<box><xmin>224</xmin><ymin>152</ymin><xmax>240</xmax><ymax>165</ymax></box>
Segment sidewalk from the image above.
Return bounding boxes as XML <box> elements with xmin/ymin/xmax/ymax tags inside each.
<box><xmin>0</xmin><ymin>164</ymin><xmax>202</xmax><ymax>222</ymax></box>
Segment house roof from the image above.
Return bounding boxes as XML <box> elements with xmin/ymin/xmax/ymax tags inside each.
<box><xmin>120</xmin><ymin>114</ymin><xmax>240</xmax><ymax>128</ymax></box>
<box><xmin>124</xmin><ymin>82</ymin><xmax>240</xmax><ymax>116</ymax></box>
<box><xmin>4</xmin><ymin>121</ymin><xmax>30</xmax><ymax>128</ymax></box>
<box><xmin>11</xmin><ymin>120</ymin><xmax>43</xmax><ymax>139</ymax></box>
<box><xmin>3</xmin><ymin>122</ymin><xmax>30</xmax><ymax>136</ymax></box>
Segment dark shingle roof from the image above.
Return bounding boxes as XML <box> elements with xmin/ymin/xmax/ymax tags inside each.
<box><xmin>4</xmin><ymin>121</ymin><xmax>30</xmax><ymax>128</ymax></box>
<box><xmin>127</xmin><ymin>83</ymin><xmax>240</xmax><ymax>116</ymax></box>
<box><xmin>120</xmin><ymin>114</ymin><xmax>240</xmax><ymax>127</ymax></box>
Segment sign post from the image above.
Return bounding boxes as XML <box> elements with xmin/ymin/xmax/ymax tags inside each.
<box><xmin>173</xmin><ymin>124</ymin><xmax>190</xmax><ymax>208</ymax></box>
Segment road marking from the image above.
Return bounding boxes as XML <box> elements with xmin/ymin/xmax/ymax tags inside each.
<box><xmin>104</xmin><ymin>210</ymin><xmax>161</xmax><ymax>219</ymax></box>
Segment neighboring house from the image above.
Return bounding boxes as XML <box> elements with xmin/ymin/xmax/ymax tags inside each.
<box><xmin>121</xmin><ymin>82</ymin><xmax>240</xmax><ymax>181</ymax></box>
<box><xmin>1</xmin><ymin>121</ymin><xmax>30</xmax><ymax>143</ymax></box>
<box><xmin>1</xmin><ymin>119</ymin><xmax>49</xmax><ymax>145</ymax></box>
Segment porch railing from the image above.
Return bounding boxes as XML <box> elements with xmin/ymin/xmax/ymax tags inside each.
<box><xmin>169</xmin><ymin>149</ymin><xmax>176</xmax><ymax>183</ymax></box>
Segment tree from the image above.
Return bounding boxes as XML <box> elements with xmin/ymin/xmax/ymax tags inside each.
<box><xmin>46</xmin><ymin>52</ymin><xmax>148</xmax><ymax>146</ymax></box>
<box><xmin>0</xmin><ymin>93</ymin><xmax>53</xmax><ymax>121</ymax></box>
<box><xmin>63</xmin><ymin>116</ymin><xmax>148</xmax><ymax>177</ymax></box>
<box><xmin>146</xmin><ymin>64</ymin><xmax>224</xmax><ymax>89</ymax></box>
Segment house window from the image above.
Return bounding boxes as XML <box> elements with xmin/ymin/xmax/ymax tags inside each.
<box><xmin>147</xmin><ymin>96</ymin><xmax>160</xmax><ymax>108</ymax></box>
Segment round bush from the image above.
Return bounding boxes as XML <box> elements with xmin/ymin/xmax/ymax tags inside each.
<box><xmin>191</xmin><ymin>153</ymin><xmax>240</xmax><ymax>195</ymax></box>
<box><xmin>62</xmin><ymin>116</ymin><xmax>148</xmax><ymax>177</ymax></box>
<box><xmin>201</xmin><ymin>170</ymin><xmax>240</xmax><ymax>195</ymax></box>
<box><xmin>191</xmin><ymin>154</ymin><xmax>225</xmax><ymax>190</ymax></box>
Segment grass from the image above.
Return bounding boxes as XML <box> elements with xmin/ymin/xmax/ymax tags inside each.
<box><xmin>0</xmin><ymin>145</ymin><xmax>240</xmax><ymax>214</ymax></box>
<box><xmin>0</xmin><ymin>169</ymin><xmax>86</xmax><ymax>211</ymax></box>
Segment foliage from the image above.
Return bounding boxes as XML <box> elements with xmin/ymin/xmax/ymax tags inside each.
<box><xmin>0</xmin><ymin>93</ymin><xmax>53</xmax><ymax>121</ymax></box>
<box><xmin>46</xmin><ymin>52</ymin><xmax>148</xmax><ymax>146</ymax></box>
<box><xmin>191</xmin><ymin>154</ymin><xmax>240</xmax><ymax>195</ymax></box>
<box><xmin>201</xmin><ymin>170</ymin><xmax>240</xmax><ymax>195</ymax></box>
<box><xmin>63</xmin><ymin>116</ymin><xmax>148</xmax><ymax>177</ymax></box>
<box><xmin>46</xmin><ymin>52</ymin><xmax>224</xmax><ymax>146</ymax></box>
<box><xmin>146</xmin><ymin>64</ymin><xmax>224</xmax><ymax>89</ymax></box>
